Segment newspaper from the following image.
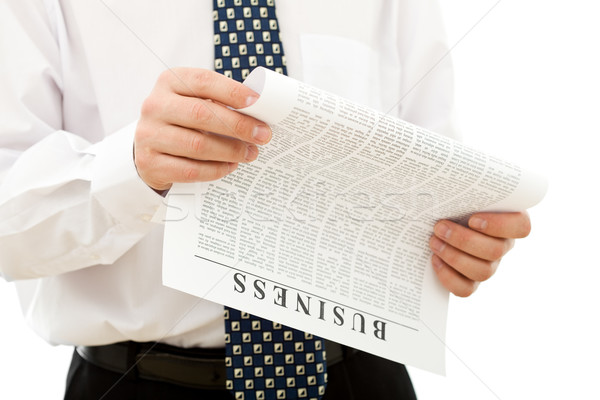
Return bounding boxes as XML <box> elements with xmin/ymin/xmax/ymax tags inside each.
<box><xmin>162</xmin><ymin>67</ymin><xmax>547</xmax><ymax>374</ymax></box>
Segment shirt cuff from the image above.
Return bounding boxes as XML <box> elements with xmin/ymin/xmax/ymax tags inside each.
<box><xmin>91</xmin><ymin>121</ymin><xmax>165</xmax><ymax>226</ymax></box>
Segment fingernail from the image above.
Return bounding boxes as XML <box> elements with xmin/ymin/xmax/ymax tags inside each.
<box><xmin>252</xmin><ymin>124</ymin><xmax>271</xmax><ymax>143</ymax></box>
<box><xmin>470</xmin><ymin>217</ymin><xmax>488</xmax><ymax>231</ymax></box>
<box><xmin>228</xmin><ymin>162</ymin><xmax>238</xmax><ymax>173</ymax></box>
<box><xmin>435</xmin><ymin>222</ymin><xmax>452</xmax><ymax>239</ymax></box>
<box><xmin>245</xmin><ymin>145</ymin><xmax>258</xmax><ymax>161</ymax></box>
<box><xmin>245</xmin><ymin>95</ymin><xmax>259</xmax><ymax>107</ymax></box>
<box><xmin>430</xmin><ymin>237</ymin><xmax>446</xmax><ymax>253</ymax></box>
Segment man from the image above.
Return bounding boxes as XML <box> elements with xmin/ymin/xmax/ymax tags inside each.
<box><xmin>0</xmin><ymin>0</ymin><xmax>530</xmax><ymax>398</ymax></box>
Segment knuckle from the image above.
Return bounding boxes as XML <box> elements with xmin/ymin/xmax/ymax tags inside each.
<box><xmin>182</xmin><ymin>166</ymin><xmax>200</xmax><ymax>182</ymax></box>
<box><xmin>134</xmin><ymin>152</ymin><xmax>150</xmax><ymax>172</ymax></box>
<box><xmin>186</xmin><ymin>163</ymin><xmax>231</xmax><ymax>182</ymax></box>
<box><xmin>157</xmin><ymin>69</ymin><xmax>173</xmax><ymax>84</ymax></box>
<box><xmin>134</xmin><ymin>149</ymin><xmax>148</xmax><ymax>167</ymax></box>
<box><xmin>133</xmin><ymin>146</ymin><xmax>154</xmax><ymax>172</ymax></box>
<box><xmin>191</xmin><ymin>69</ymin><xmax>214</xmax><ymax>92</ymax></box>
<box><xmin>189</xmin><ymin>132</ymin><xmax>207</xmax><ymax>154</ymax></box>
<box><xmin>164</xmin><ymin>68</ymin><xmax>195</xmax><ymax>93</ymax></box>
<box><xmin>229</xmin><ymin>84</ymin><xmax>246</xmax><ymax>103</ymax></box>
<box><xmin>232</xmin><ymin>116</ymin><xmax>252</xmax><ymax>139</ymax></box>
<box><xmin>133</xmin><ymin>151</ymin><xmax>165</xmax><ymax>190</ymax></box>
<box><xmin>157</xmin><ymin>68</ymin><xmax>183</xmax><ymax>90</ymax></box>
<box><xmin>189</xmin><ymin>101</ymin><xmax>212</xmax><ymax>123</ymax></box>
<box><xmin>140</xmin><ymin>96</ymin><xmax>159</xmax><ymax>117</ymax></box>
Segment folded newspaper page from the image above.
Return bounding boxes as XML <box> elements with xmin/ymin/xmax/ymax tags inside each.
<box><xmin>162</xmin><ymin>67</ymin><xmax>547</xmax><ymax>374</ymax></box>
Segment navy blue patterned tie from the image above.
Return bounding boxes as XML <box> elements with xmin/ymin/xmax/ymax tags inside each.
<box><xmin>213</xmin><ymin>0</ymin><xmax>286</xmax><ymax>81</ymax></box>
<box><xmin>213</xmin><ymin>1</ymin><xmax>327</xmax><ymax>399</ymax></box>
<box><xmin>224</xmin><ymin>309</ymin><xmax>327</xmax><ymax>400</ymax></box>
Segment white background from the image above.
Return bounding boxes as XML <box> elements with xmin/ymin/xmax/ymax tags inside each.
<box><xmin>1</xmin><ymin>1</ymin><xmax>599</xmax><ymax>398</ymax></box>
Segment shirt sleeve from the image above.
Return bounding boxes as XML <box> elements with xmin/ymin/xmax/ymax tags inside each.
<box><xmin>0</xmin><ymin>1</ymin><xmax>164</xmax><ymax>281</ymax></box>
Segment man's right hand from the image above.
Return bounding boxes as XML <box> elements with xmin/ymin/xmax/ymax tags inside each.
<box><xmin>134</xmin><ymin>68</ymin><xmax>271</xmax><ymax>192</ymax></box>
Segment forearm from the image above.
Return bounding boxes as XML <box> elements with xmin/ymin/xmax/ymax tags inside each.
<box><xmin>0</xmin><ymin>1</ymin><xmax>167</xmax><ymax>280</ymax></box>
<box><xmin>0</xmin><ymin>124</ymin><xmax>164</xmax><ymax>280</ymax></box>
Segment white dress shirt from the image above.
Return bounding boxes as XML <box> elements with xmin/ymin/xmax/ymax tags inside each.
<box><xmin>0</xmin><ymin>0</ymin><xmax>457</xmax><ymax>348</ymax></box>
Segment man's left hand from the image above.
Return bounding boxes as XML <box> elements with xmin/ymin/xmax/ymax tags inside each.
<box><xmin>429</xmin><ymin>211</ymin><xmax>531</xmax><ymax>297</ymax></box>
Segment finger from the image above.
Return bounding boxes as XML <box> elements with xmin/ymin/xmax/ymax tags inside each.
<box><xmin>433</xmin><ymin>220</ymin><xmax>513</xmax><ymax>261</ymax></box>
<box><xmin>135</xmin><ymin>150</ymin><xmax>238</xmax><ymax>191</ymax></box>
<box><xmin>432</xmin><ymin>254</ymin><xmax>479</xmax><ymax>297</ymax></box>
<box><xmin>468</xmin><ymin>211</ymin><xmax>531</xmax><ymax>239</ymax></box>
<box><xmin>142</xmin><ymin>89</ymin><xmax>271</xmax><ymax>145</ymax></box>
<box><xmin>429</xmin><ymin>236</ymin><xmax>499</xmax><ymax>282</ymax></box>
<box><xmin>146</xmin><ymin>124</ymin><xmax>259</xmax><ymax>163</ymax></box>
<box><xmin>161</xmin><ymin>68</ymin><xmax>259</xmax><ymax>110</ymax></box>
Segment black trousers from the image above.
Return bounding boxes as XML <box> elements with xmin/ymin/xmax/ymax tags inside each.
<box><xmin>65</xmin><ymin>347</ymin><xmax>417</xmax><ymax>399</ymax></box>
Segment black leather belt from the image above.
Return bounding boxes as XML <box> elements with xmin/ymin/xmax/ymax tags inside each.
<box><xmin>76</xmin><ymin>340</ymin><xmax>350</xmax><ymax>390</ymax></box>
